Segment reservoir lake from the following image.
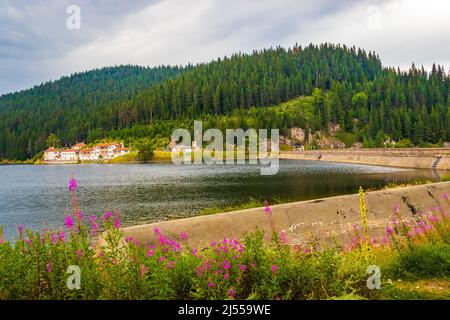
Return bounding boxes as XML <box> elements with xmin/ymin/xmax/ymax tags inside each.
<box><xmin>0</xmin><ymin>159</ymin><xmax>444</xmax><ymax>239</ymax></box>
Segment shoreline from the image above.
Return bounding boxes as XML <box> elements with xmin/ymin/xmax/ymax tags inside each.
<box><xmin>4</xmin><ymin>147</ymin><xmax>450</xmax><ymax>169</ymax></box>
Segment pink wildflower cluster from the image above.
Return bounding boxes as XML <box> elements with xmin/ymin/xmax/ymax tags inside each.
<box><xmin>191</xmin><ymin>237</ymin><xmax>249</xmax><ymax>297</ymax></box>
<box><xmin>344</xmin><ymin>199</ymin><xmax>447</xmax><ymax>252</ymax></box>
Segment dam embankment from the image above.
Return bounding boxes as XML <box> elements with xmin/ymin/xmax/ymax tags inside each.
<box><xmin>280</xmin><ymin>148</ymin><xmax>450</xmax><ymax>170</ymax></box>
<box><xmin>121</xmin><ymin>181</ymin><xmax>450</xmax><ymax>248</ymax></box>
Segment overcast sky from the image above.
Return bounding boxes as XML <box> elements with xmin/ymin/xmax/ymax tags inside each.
<box><xmin>1</xmin><ymin>0</ymin><xmax>449</xmax><ymax>95</ymax></box>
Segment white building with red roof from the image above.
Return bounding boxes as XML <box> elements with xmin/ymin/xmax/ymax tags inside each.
<box><xmin>44</xmin><ymin>142</ymin><xmax>130</xmax><ymax>162</ymax></box>
<box><xmin>60</xmin><ymin>149</ymin><xmax>78</xmax><ymax>161</ymax></box>
<box><xmin>43</xmin><ymin>147</ymin><xmax>60</xmax><ymax>161</ymax></box>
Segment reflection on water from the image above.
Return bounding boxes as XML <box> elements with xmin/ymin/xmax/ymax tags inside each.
<box><xmin>0</xmin><ymin>160</ymin><xmax>443</xmax><ymax>239</ymax></box>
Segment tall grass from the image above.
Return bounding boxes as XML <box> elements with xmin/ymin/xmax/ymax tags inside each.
<box><xmin>0</xmin><ymin>182</ymin><xmax>448</xmax><ymax>300</ymax></box>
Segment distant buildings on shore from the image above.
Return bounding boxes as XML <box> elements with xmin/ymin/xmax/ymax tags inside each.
<box><xmin>44</xmin><ymin>142</ymin><xmax>130</xmax><ymax>162</ymax></box>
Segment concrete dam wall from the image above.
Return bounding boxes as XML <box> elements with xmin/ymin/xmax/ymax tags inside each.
<box><xmin>121</xmin><ymin>182</ymin><xmax>450</xmax><ymax>248</ymax></box>
<box><xmin>280</xmin><ymin>148</ymin><xmax>450</xmax><ymax>170</ymax></box>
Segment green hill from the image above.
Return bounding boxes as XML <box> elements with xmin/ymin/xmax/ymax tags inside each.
<box><xmin>1</xmin><ymin>43</ymin><xmax>449</xmax><ymax>160</ymax></box>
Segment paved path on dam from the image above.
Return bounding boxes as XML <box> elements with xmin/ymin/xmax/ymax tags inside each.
<box><xmin>280</xmin><ymin>148</ymin><xmax>450</xmax><ymax>170</ymax></box>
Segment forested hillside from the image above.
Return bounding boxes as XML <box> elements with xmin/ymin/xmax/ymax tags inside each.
<box><xmin>1</xmin><ymin>43</ymin><xmax>449</xmax><ymax>160</ymax></box>
<box><xmin>0</xmin><ymin>65</ymin><xmax>184</xmax><ymax>159</ymax></box>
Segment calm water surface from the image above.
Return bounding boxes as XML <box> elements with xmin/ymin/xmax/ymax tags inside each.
<box><xmin>0</xmin><ymin>160</ymin><xmax>443</xmax><ymax>239</ymax></box>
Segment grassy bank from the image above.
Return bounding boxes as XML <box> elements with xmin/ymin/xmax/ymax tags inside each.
<box><xmin>0</xmin><ymin>180</ymin><xmax>449</xmax><ymax>300</ymax></box>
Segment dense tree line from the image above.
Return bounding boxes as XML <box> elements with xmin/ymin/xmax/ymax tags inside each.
<box><xmin>0</xmin><ymin>65</ymin><xmax>183</xmax><ymax>159</ymax></box>
<box><xmin>0</xmin><ymin>43</ymin><xmax>449</xmax><ymax>160</ymax></box>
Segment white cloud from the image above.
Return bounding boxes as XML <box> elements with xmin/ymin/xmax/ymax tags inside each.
<box><xmin>1</xmin><ymin>0</ymin><xmax>450</xmax><ymax>95</ymax></box>
<box><xmin>288</xmin><ymin>0</ymin><xmax>450</xmax><ymax>69</ymax></box>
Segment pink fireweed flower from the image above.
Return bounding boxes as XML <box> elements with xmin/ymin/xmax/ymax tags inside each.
<box><xmin>76</xmin><ymin>249</ymin><xmax>83</xmax><ymax>259</ymax></box>
<box><xmin>208</xmin><ymin>282</ymin><xmax>215</xmax><ymax>288</ymax></box>
<box><xmin>172</xmin><ymin>242</ymin><xmax>182</xmax><ymax>252</ymax></box>
<box><xmin>125</xmin><ymin>236</ymin><xmax>133</xmax><ymax>242</ymax></box>
<box><xmin>263</xmin><ymin>200</ymin><xmax>272</xmax><ymax>215</ymax></box>
<box><xmin>76</xmin><ymin>211</ymin><xmax>84</xmax><ymax>222</ymax></box>
<box><xmin>228</xmin><ymin>288</ymin><xmax>236</xmax><ymax>298</ymax></box>
<box><xmin>104</xmin><ymin>211</ymin><xmax>113</xmax><ymax>220</ymax></box>
<box><xmin>25</xmin><ymin>239</ymin><xmax>32</xmax><ymax>247</ymax></box>
<box><xmin>386</xmin><ymin>225</ymin><xmax>393</xmax><ymax>236</ymax></box>
<box><xmin>88</xmin><ymin>215</ymin><xmax>97</xmax><ymax>223</ymax></box>
<box><xmin>418</xmin><ymin>220</ymin><xmax>427</xmax><ymax>229</ymax></box>
<box><xmin>158</xmin><ymin>256</ymin><xmax>166</xmax><ymax>262</ymax></box>
<box><xmin>147</xmin><ymin>249</ymin><xmax>154</xmax><ymax>257</ymax></box>
<box><xmin>91</xmin><ymin>222</ymin><xmax>99</xmax><ymax>234</ymax></box>
<box><xmin>271</xmin><ymin>265</ymin><xmax>278</xmax><ymax>273</ymax></box>
<box><xmin>192</xmin><ymin>248</ymin><xmax>198</xmax><ymax>256</ymax></box>
<box><xmin>159</xmin><ymin>235</ymin><xmax>167</xmax><ymax>245</ymax></box>
<box><xmin>58</xmin><ymin>231</ymin><xmax>66</xmax><ymax>242</ymax></box>
<box><xmin>223</xmin><ymin>273</ymin><xmax>229</xmax><ymax>280</ymax></box>
<box><xmin>279</xmin><ymin>230</ymin><xmax>287</xmax><ymax>243</ymax></box>
<box><xmin>50</xmin><ymin>233</ymin><xmax>58</xmax><ymax>244</ymax></box>
<box><xmin>223</xmin><ymin>260</ymin><xmax>231</xmax><ymax>270</ymax></box>
<box><xmin>65</xmin><ymin>214</ymin><xmax>74</xmax><ymax>230</ymax></box>
<box><xmin>167</xmin><ymin>261</ymin><xmax>175</xmax><ymax>269</ymax></box>
<box><xmin>46</xmin><ymin>262</ymin><xmax>52</xmax><ymax>273</ymax></box>
<box><xmin>406</xmin><ymin>231</ymin><xmax>415</xmax><ymax>238</ymax></box>
<box><xmin>210</xmin><ymin>241</ymin><xmax>216</xmax><ymax>247</ymax></box>
<box><xmin>113</xmin><ymin>212</ymin><xmax>121</xmax><ymax>229</ymax></box>
<box><xmin>18</xmin><ymin>224</ymin><xmax>24</xmax><ymax>240</ymax></box>
<box><xmin>443</xmin><ymin>193</ymin><xmax>449</xmax><ymax>200</ymax></box>
<box><xmin>153</xmin><ymin>227</ymin><xmax>161</xmax><ymax>236</ymax></box>
<box><xmin>69</xmin><ymin>178</ymin><xmax>77</xmax><ymax>191</ymax></box>
<box><xmin>180</xmin><ymin>232</ymin><xmax>188</xmax><ymax>241</ymax></box>
<box><xmin>240</xmin><ymin>265</ymin><xmax>247</xmax><ymax>271</ymax></box>
<box><xmin>428</xmin><ymin>214</ymin><xmax>438</xmax><ymax>224</ymax></box>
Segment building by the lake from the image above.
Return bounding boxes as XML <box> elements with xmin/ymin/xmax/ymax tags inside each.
<box><xmin>44</xmin><ymin>142</ymin><xmax>130</xmax><ymax>162</ymax></box>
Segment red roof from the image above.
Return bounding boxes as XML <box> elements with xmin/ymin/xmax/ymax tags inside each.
<box><xmin>44</xmin><ymin>147</ymin><xmax>59</xmax><ymax>152</ymax></box>
<box><xmin>96</xmin><ymin>142</ymin><xmax>120</xmax><ymax>147</ymax></box>
<box><xmin>72</xmin><ymin>143</ymin><xmax>87</xmax><ymax>148</ymax></box>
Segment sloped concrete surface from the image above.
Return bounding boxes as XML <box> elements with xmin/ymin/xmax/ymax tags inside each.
<box><xmin>121</xmin><ymin>182</ymin><xmax>450</xmax><ymax>248</ymax></box>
